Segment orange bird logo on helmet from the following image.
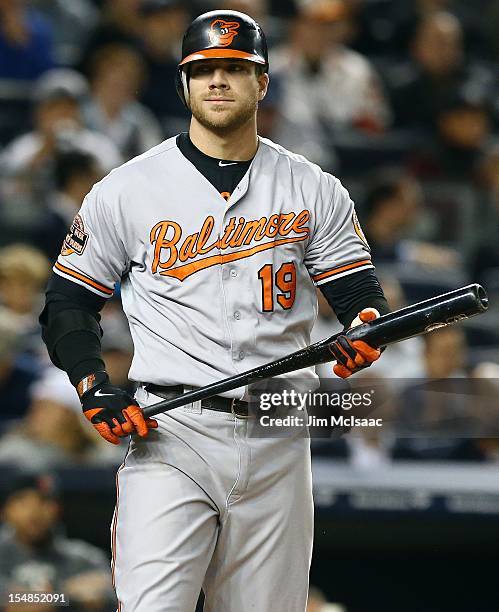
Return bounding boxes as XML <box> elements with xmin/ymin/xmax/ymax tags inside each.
<box><xmin>209</xmin><ymin>19</ymin><xmax>240</xmax><ymax>47</ymax></box>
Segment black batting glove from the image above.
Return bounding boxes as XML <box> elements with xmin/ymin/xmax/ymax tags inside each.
<box><xmin>77</xmin><ymin>372</ymin><xmax>158</xmax><ymax>445</ymax></box>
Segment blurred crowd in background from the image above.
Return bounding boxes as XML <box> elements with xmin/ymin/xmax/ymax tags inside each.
<box><xmin>0</xmin><ymin>0</ymin><xmax>499</xmax><ymax>609</ymax></box>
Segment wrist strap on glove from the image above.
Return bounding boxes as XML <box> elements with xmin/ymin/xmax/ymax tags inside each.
<box><xmin>76</xmin><ymin>370</ymin><xmax>109</xmax><ymax>399</ymax></box>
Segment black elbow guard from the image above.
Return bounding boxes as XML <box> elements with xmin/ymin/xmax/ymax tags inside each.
<box><xmin>41</xmin><ymin>307</ymin><xmax>102</xmax><ymax>369</ymax></box>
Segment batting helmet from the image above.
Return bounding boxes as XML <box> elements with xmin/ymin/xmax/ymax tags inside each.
<box><xmin>175</xmin><ymin>10</ymin><xmax>269</xmax><ymax>108</ymax></box>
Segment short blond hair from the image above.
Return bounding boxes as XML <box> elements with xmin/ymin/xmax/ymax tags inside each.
<box><xmin>0</xmin><ymin>244</ymin><xmax>51</xmax><ymax>287</ymax></box>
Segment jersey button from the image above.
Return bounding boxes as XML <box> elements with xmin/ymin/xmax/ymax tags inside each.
<box><xmin>234</xmin><ymin>311</ymin><xmax>241</xmax><ymax>320</ymax></box>
<box><xmin>230</xmin><ymin>269</ymin><xmax>237</xmax><ymax>277</ymax></box>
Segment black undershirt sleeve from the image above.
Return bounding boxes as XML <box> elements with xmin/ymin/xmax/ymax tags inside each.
<box><xmin>319</xmin><ymin>269</ymin><xmax>391</xmax><ymax>328</ymax></box>
<box><xmin>39</xmin><ymin>274</ymin><xmax>108</xmax><ymax>386</ymax></box>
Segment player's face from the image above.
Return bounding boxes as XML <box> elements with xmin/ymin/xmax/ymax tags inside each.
<box><xmin>188</xmin><ymin>59</ymin><xmax>268</xmax><ymax>132</ymax></box>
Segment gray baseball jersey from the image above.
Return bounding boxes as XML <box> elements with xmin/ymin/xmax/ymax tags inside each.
<box><xmin>54</xmin><ymin>135</ymin><xmax>372</xmax><ymax>396</ymax></box>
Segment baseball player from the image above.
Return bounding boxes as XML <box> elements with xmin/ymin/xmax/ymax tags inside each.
<box><xmin>40</xmin><ymin>10</ymin><xmax>389</xmax><ymax>612</ymax></box>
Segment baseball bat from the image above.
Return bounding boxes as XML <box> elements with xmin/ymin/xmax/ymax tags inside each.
<box><xmin>143</xmin><ymin>283</ymin><xmax>488</xmax><ymax>417</ymax></box>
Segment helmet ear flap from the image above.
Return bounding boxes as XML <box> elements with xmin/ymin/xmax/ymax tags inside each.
<box><xmin>181</xmin><ymin>68</ymin><xmax>190</xmax><ymax>108</ymax></box>
<box><xmin>175</xmin><ymin>65</ymin><xmax>191</xmax><ymax>109</ymax></box>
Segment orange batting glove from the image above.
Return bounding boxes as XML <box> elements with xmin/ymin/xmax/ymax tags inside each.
<box><xmin>77</xmin><ymin>372</ymin><xmax>158</xmax><ymax>444</ymax></box>
<box><xmin>329</xmin><ymin>308</ymin><xmax>381</xmax><ymax>379</ymax></box>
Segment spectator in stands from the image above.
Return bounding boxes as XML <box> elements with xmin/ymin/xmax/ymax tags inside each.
<box><xmin>393</xmin><ymin>327</ymin><xmax>482</xmax><ymax>460</ymax></box>
<box><xmin>390</xmin><ymin>11</ymin><xmax>494</xmax><ymax>132</ymax></box>
<box><xmin>362</xmin><ymin>168</ymin><xmax>459</xmax><ymax>268</ymax></box>
<box><xmin>30</xmin><ymin>0</ymin><xmax>99</xmax><ymax>66</ymax></box>
<box><xmin>0</xmin><ymin>69</ymin><xmax>121</xmax><ymax>198</ymax></box>
<box><xmin>0</xmin><ymin>308</ymin><xmax>40</xmax><ymax>421</ymax></box>
<box><xmin>410</xmin><ymin>86</ymin><xmax>494</xmax><ymax>181</ymax></box>
<box><xmin>271</xmin><ymin>0</ymin><xmax>391</xmax><ymax>142</ymax></box>
<box><xmin>0</xmin><ymin>367</ymin><xmax>125</xmax><ymax>468</ymax></box>
<box><xmin>138</xmin><ymin>0</ymin><xmax>191</xmax><ymax>135</ymax></box>
<box><xmin>0</xmin><ymin>243</ymin><xmax>49</xmax><ymax>367</ymax></box>
<box><xmin>79</xmin><ymin>0</ymin><xmax>143</xmax><ymax>72</ymax></box>
<box><xmin>390</xmin><ymin>10</ymin><xmax>462</xmax><ymax>128</ymax></box>
<box><xmin>424</xmin><ymin>326</ymin><xmax>468</xmax><ymax>380</ymax></box>
<box><xmin>0</xmin><ymin>0</ymin><xmax>55</xmax><ymax>81</ymax></box>
<box><xmin>257</xmin><ymin>72</ymin><xmax>337</xmax><ymax>170</ymax></box>
<box><xmin>0</xmin><ymin>473</ymin><xmax>115</xmax><ymax>611</ymax></box>
<box><xmin>83</xmin><ymin>44</ymin><xmax>163</xmax><ymax>160</ymax></box>
<box><xmin>0</xmin><ymin>242</ymin><xmax>50</xmax><ymax>356</ymax></box>
<box><xmin>385</xmin><ymin>0</ymin><xmax>452</xmax><ymax>55</ymax></box>
<box><xmin>30</xmin><ymin>151</ymin><xmax>103</xmax><ymax>263</ymax></box>
<box><xmin>0</xmin><ymin>244</ymin><xmax>50</xmax><ymax>322</ymax></box>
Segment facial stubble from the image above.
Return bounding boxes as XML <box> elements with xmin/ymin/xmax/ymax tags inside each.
<box><xmin>190</xmin><ymin>87</ymin><xmax>260</xmax><ymax>134</ymax></box>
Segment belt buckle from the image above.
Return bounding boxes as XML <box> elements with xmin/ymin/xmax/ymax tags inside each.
<box><xmin>230</xmin><ymin>398</ymin><xmax>250</xmax><ymax>419</ymax></box>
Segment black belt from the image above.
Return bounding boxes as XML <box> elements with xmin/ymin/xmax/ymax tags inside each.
<box><xmin>144</xmin><ymin>384</ymin><xmax>250</xmax><ymax>418</ymax></box>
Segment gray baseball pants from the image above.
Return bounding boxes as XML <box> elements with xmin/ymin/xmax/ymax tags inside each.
<box><xmin>112</xmin><ymin>387</ymin><xmax>314</xmax><ymax>611</ymax></box>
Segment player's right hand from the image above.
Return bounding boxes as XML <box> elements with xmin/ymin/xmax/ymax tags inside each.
<box><xmin>79</xmin><ymin>373</ymin><xmax>158</xmax><ymax>445</ymax></box>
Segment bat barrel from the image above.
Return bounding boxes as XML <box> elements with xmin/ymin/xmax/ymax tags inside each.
<box><xmin>346</xmin><ymin>283</ymin><xmax>488</xmax><ymax>347</ymax></box>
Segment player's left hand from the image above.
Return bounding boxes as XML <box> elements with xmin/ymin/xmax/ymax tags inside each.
<box><xmin>329</xmin><ymin>308</ymin><xmax>381</xmax><ymax>379</ymax></box>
